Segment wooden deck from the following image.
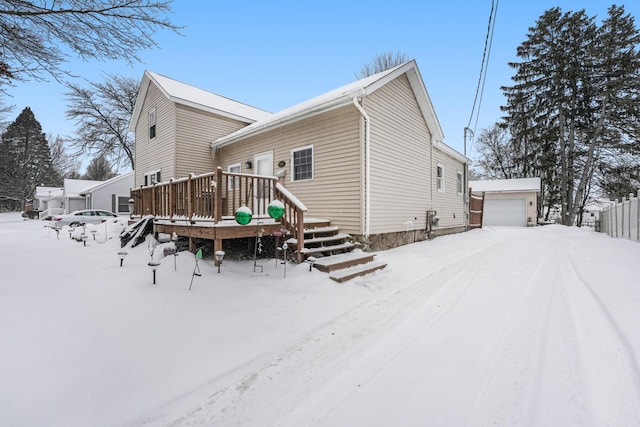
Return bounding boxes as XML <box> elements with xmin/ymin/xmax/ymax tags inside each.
<box><xmin>130</xmin><ymin>169</ymin><xmax>309</xmax><ymax>262</ymax></box>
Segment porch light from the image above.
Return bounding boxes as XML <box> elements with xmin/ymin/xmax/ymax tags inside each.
<box><xmin>244</xmin><ymin>160</ymin><xmax>252</xmax><ymax>169</ymax></box>
<box><xmin>214</xmin><ymin>250</ymin><xmax>225</xmax><ymax>273</ymax></box>
<box><xmin>148</xmin><ymin>260</ymin><xmax>161</xmax><ymax>284</ymax></box>
<box><xmin>117</xmin><ymin>250</ymin><xmax>128</xmax><ymax>267</ymax></box>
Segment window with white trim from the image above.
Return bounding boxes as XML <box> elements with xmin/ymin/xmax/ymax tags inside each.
<box><xmin>148</xmin><ymin>108</ymin><xmax>157</xmax><ymax>139</ymax></box>
<box><xmin>437</xmin><ymin>163</ymin><xmax>445</xmax><ymax>192</ymax></box>
<box><xmin>456</xmin><ymin>170</ymin><xmax>463</xmax><ymax>195</ymax></box>
<box><xmin>144</xmin><ymin>170</ymin><xmax>161</xmax><ymax>186</ymax></box>
<box><xmin>292</xmin><ymin>145</ymin><xmax>313</xmax><ymax>182</ymax></box>
<box><xmin>116</xmin><ymin>195</ymin><xmax>130</xmax><ymax>214</ymax></box>
<box><xmin>228</xmin><ymin>163</ymin><xmax>241</xmax><ymax>190</ymax></box>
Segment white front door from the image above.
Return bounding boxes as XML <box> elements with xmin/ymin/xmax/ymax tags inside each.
<box><xmin>254</xmin><ymin>151</ymin><xmax>273</xmax><ymax>215</ymax></box>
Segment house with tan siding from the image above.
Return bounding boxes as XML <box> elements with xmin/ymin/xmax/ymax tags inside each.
<box><xmin>130</xmin><ymin>61</ymin><xmax>469</xmax><ymax>251</ymax></box>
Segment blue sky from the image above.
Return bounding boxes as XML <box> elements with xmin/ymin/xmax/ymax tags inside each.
<box><xmin>4</xmin><ymin>1</ymin><xmax>639</xmax><ymax>170</ymax></box>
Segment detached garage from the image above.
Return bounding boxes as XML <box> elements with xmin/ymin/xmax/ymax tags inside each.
<box><xmin>469</xmin><ymin>178</ymin><xmax>541</xmax><ymax>227</ymax></box>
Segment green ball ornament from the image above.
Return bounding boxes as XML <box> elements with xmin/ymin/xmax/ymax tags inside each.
<box><xmin>235</xmin><ymin>206</ymin><xmax>253</xmax><ymax>225</ymax></box>
<box><xmin>268</xmin><ymin>200</ymin><xmax>285</xmax><ymax>220</ymax></box>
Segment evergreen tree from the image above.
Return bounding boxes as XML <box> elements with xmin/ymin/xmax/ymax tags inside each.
<box><xmin>0</xmin><ymin>107</ymin><xmax>55</xmax><ymax>210</ymax></box>
<box><xmin>501</xmin><ymin>5</ymin><xmax>640</xmax><ymax>226</ymax></box>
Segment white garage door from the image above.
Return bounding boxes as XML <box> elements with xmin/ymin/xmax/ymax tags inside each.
<box><xmin>483</xmin><ymin>198</ymin><xmax>526</xmax><ymax>227</ymax></box>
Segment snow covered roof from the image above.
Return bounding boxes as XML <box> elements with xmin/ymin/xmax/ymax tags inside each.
<box><xmin>128</xmin><ymin>71</ymin><xmax>271</xmax><ymax>131</ymax></box>
<box><xmin>469</xmin><ymin>177</ymin><xmax>541</xmax><ymax>193</ymax></box>
<box><xmin>63</xmin><ymin>179</ymin><xmax>104</xmax><ymax>198</ymax></box>
<box><xmin>213</xmin><ymin>60</ymin><xmax>447</xmax><ymax>149</ymax></box>
<box><xmin>35</xmin><ymin>186</ymin><xmax>64</xmax><ymax>200</ymax></box>
<box><xmin>79</xmin><ymin>172</ymin><xmax>134</xmax><ymax>195</ymax></box>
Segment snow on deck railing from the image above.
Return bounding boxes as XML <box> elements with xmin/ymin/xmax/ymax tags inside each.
<box><xmin>599</xmin><ymin>192</ymin><xmax>639</xmax><ymax>243</ymax></box>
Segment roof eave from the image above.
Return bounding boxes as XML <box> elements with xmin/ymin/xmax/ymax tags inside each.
<box><xmin>213</xmin><ymin>92</ymin><xmax>360</xmax><ymax>149</ymax></box>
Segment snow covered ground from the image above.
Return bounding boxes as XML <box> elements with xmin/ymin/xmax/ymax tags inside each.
<box><xmin>1</xmin><ymin>212</ymin><xmax>639</xmax><ymax>426</ymax></box>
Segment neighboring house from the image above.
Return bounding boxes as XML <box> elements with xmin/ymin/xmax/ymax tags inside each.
<box><xmin>34</xmin><ymin>186</ymin><xmax>64</xmax><ymax>219</ymax></box>
<box><xmin>62</xmin><ymin>179</ymin><xmax>104</xmax><ymax>213</ymax></box>
<box><xmin>469</xmin><ymin>178</ymin><xmax>541</xmax><ymax>227</ymax></box>
<box><xmin>582</xmin><ymin>198</ymin><xmax>610</xmax><ymax>227</ymax></box>
<box><xmin>130</xmin><ymin>60</ymin><xmax>469</xmax><ymax>250</ymax></box>
<box><xmin>79</xmin><ymin>172</ymin><xmax>135</xmax><ymax>215</ymax></box>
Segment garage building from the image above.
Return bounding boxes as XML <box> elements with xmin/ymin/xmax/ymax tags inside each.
<box><xmin>469</xmin><ymin>178</ymin><xmax>541</xmax><ymax>227</ymax></box>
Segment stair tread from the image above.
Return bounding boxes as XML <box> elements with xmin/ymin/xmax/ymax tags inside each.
<box><xmin>304</xmin><ymin>225</ymin><xmax>340</xmax><ymax>235</ymax></box>
<box><xmin>312</xmin><ymin>250</ymin><xmax>376</xmax><ymax>267</ymax></box>
<box><xmin>299</xmin><ymin>241</ymin><xmax>355</xmax><ymax>255</ymax></box>
<box><xmin>287</xmin><ymin>233</ymin><xmax>350</xmax><ymax>246</ymax></box>
<box><xmin>329</xmin><ymin>261</ymin><xmax>387</xmax><ymax>282</ymax></box>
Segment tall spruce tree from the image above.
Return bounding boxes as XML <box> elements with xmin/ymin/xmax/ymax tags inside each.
<box><xmin>501</xmin><ymin>5</ymin><xmax>640</xmax><ymax>226</ymax></box>
<box><xmin>0</xmin><ymin>107</ymin><xmax>56</xmax><ymax>210</ymax></box>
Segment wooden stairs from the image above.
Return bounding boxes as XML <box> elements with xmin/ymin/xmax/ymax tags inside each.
<box><xmin>287</xmin><ymin>219</ymin><xmax>387</xmax><ymax>282</ymax></box>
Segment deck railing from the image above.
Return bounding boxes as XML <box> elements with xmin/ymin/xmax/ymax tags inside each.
<box><xmin>130</xmin><ymin>167</ymin><xmax>307</xmax><ymax>252</ymax></box>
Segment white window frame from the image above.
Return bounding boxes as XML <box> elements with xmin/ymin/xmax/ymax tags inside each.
<box><xmin>227</xmin><ymin>163</ymin><xmax>241</xmax><ymax>190</ymax></box>
<box><xmin>148</xmin><ymin>108</ymin><xmax>157</xmax><ymax>140</ymax></box>
<box><xmin>144</xmin><ymin>170</ymin><xmax>161</xmax><ymax>186</ymax></box>
<box><xmin>291</xmin><ymin>145</ymin><xmax>314</xmax><ymax>182</ymax></box>
<box><xmin>456</xmin><ymin>170</ymin><xmax>463</xmax><ymax>195</ymax></box>
<box><xmin>116</xmin><ymin>195</ymin><xmax>130</xmax><ymax>214</ymax></box>
<box><xmin>437</xmin><ymin>163</ymin><xmax>445</xmax><ymax>193</ymax></box>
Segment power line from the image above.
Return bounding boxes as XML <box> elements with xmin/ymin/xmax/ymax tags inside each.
<box><xmin>467</xmin><ymin>0</ymin><xmax>499</xmax><ymax>155</ymax></box>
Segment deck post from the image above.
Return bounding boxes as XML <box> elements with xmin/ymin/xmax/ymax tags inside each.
<box><xmin>296</xmin><ymin>208</ymin><xmax>305</xmax><ymax>263</ymax></box>
<box><xmin>139</xmin><ymin>185</ymin><xmax>144</xmax><ymax>217</ymax></box>
<box><xmin>215</xmin><ymin>167</ymin><xmax>223</xmax><ymax>224</ymax></box>
<box><xmin>187</xmin><ymin>173</ymin><xmax>193</xmax><ymax>223</ymax></box>
<box><xmin>151</xmin><ymin>183</ymin><xmax>156</xmax><ymax>217</ymax></box>
<box><xmin>169</xmin><ymin>178</ymin><xmax>174</xmax><ymax>222</ymax></box>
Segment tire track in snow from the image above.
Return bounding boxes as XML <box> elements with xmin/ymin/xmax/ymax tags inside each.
<box><xmin>465</xmin><ymin>244</ymin><xmax>587</xmax><ymax>426</ymax></box>
<box><xmin>559</xmin><ymin>247</ymin><xmax>640</xmax><ymax>426</ymax></box>
<box><xmin>158</xmin><ymin>239</ymin><xmax>503</xmax><ymax>426</ymax></box>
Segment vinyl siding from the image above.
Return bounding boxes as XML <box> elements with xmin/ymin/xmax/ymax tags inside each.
<box><xmin>366</xmin><ymin>74</ymin><xmax>433</xmax><ymax>234</ymax></box>
<box><xmin>432</xmin><ymin>147</ymin><xmax>466</xmax><ymax>228</ymax></box>
<box><xmin>175</xmin><ymin>104</ymin><xmax>248</xmax><ymax>179</ymax></box>
<box><xmin>134</xmin><ymin>83</ymin><xmax>176</xmax><ymax>187</ymax></box>
<box><xmin>219</xmin><ymin>106</ymin><xmax>363</xmax><ymax>233</ymax></box>
<box><xmin>88</xmin><ymin>176</ymin><xmax>134</xmax><ymax>213</ymax></box>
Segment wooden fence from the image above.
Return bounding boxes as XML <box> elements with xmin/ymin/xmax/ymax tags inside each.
<box><xmin>599</xmin><ymin>192</ymin><xmax>640</xmax><ymax>243</ymax></box>
<box><xmin>469</xmin><ymin>189</ymin><xmax>485</xmax><ymax>229</ymax></box>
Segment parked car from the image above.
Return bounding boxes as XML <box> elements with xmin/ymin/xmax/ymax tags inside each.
<box><xmin>51</xmin><ymin>209</ymin><xmax>119</xmax><ymax>227</ymax></box>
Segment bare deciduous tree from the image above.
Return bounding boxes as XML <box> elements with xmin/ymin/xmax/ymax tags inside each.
<box><xmin>0</xmin><ymin>0</ymin><xmax>181</xmax><ymax>87</ymax></box>
<box><xmin>48</xmin><ymin>134</ymin><xmax>80</xmax><ymax>181</ymax></box>
<box><xmin>356</xmin><ymin>51</ymin><xmax>410</xmax><ymax>79</ymax></box>
<box><xmin>83</xmin><ymin>154</ymin><xmax>115</xmax><ymax>181</ymax></box>
<box><xmin>65</xmin><ymin>74</ymin><xmax>138</xmax><ymax>170</ymax></box>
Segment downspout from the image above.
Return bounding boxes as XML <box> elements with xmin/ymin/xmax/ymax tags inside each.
<box><xmin>353</xmin><ymin>97</ymin><xmax>371</xmax><ymax>237</ymax></box>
